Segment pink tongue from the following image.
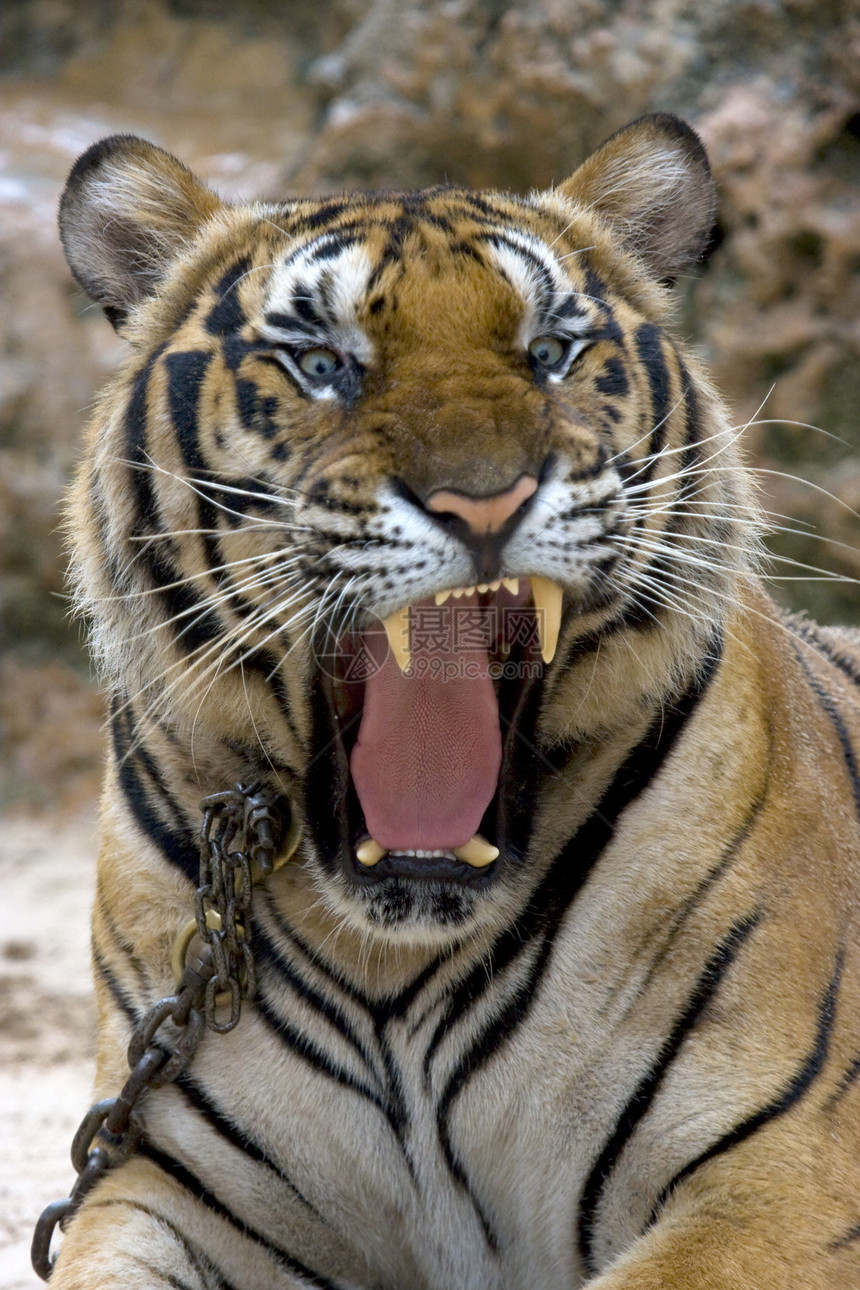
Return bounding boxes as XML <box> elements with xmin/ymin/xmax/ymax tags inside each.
<box><xmin>349</xmin><ymin>608</ymin><xmax>501</xmax><ymax>851</ymax></box>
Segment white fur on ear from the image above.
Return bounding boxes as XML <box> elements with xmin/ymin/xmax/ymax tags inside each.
<box><xmin>59</xmin><ymin>135</ymin><xmax>223</xmax><ymax>327</ymax></box>
<box><xmin>555</xmin><ymin>114</ymin><xmax>716</xmax><ymax>283</ymax></box>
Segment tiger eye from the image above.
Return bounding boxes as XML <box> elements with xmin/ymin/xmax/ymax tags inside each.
<box><xmin>528</xmin><ymin>336</ymin><xmax>567</xmax><ymax>368</ymax></box>
<box><xmin>299</xmin><ymin>347</ymin><xmax>342</xmax><ymax>379</ymax></box>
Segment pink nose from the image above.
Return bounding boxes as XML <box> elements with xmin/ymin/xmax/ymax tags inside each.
<box><xmin>426</xmin><ymin>475</ymin><xmax>538</xmax><ymax>535</ymax></box>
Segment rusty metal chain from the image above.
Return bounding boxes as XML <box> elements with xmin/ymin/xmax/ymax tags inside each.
<box><xmin>196</xmin><ymin>783</ymin><xmax>279</xmax><ymax>1032</ymax></box>
<box><xmin>31</xmin><ymin>783</ymin><xmax>281</xmax><ymax>1281</ymax></box>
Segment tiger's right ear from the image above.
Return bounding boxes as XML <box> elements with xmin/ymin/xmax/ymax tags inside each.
<box><xmin>59</xmin><ymin>135</ymin><xmax>223</xmax><ymax>329</ymax></box>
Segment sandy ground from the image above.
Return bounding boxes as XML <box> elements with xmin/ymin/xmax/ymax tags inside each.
<box><xmin>1</xmin><ymin>814</ymin><xmax>98</xmax><ymax>1290</ymax></box>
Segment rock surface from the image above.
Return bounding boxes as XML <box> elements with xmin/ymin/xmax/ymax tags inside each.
<box><xmin>1</xmin><ymin>0</ymin><xmax>858</xmax><ymax>807</ymax></box>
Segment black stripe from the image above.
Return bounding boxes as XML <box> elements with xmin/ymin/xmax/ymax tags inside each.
<box><xmin>235</xmin><ymin>377</ymin><xmax>282</xmax><ymax>441</ymax></box>
<box><xmin>164</xmin><ymin>350</ymin><xmax>213</xmax><ymax>473</ymax></box>
<box><xmin>434</xmin><ymin>938</ymin><xmax>552</xmax><ymax>1252</ymax></box>
<box><xmin>162</xmin><ymin>348</ymin><xmax>240</xmax><ymax>623</ymax></box>
<box><xmin>676</xmin><ymin>360</ymin><xmax>702</xmax><ymax>503</ymax></box>
<box><xmin>578</xmin><ymin>910</ymin><xmax>761</xmax><ymax>1273</ymax></box>
<box><xmin>826</xmin><ymin>1050</ymin><xmax>860</xmax><ymax>1110</ymax></box>
<box><xmin>256</xmin><ymin>963</ymin><xmax>415</xmax><ymax>1168</ymax></box>
<box><xmin>371</xmin><ymin>1020</ymin><xmax>413</xmax><ymax>1155</ymax></box>
<box><xmin>630</xmin><ymin>730</ymin><xmax>773</xmax><ymax>1006</ymax></box>
<box><xmin>124</xmin><ymin>707</ymin><xmax>188</xmax><ymax>834</ymax></box>
<box><xmin>648</xmin><ymin>947</ymin><xmax>845</xmax><ymax>1232</ymax></box>
<box><xmin>135</xmin><ymin>1142</ymin><xmax>342</xmax><ymax>1289</ymax></box>
<box><xmin>93</xmin><ymin>944</ymin><xmax>139</xmax><ymax>1026</ymax></box>
<box><xmin>305</xmin><ymin>234</ymin><xmax>361</xmax><ymax>266</ymax></box>
<box><xmin>255</xmin><ymin>925</ymin><xmax>379</xmax><ymax>1080</ymax></box>
<box><xmin>126</xmin><ymin>346</ymin><xmax>166</xmax><ymax>536</ymax></box>
<box><xmin>792</xmin><ymin>644</ymin><xmax>860</xmax><ymax>823</ymax></box>
<box><xmin>584</xmin><ymin>266</ymin><xmax>612</xmax><ymax>311</ymax></box>
<box><xmin>551</xmin><ymin>294</ymin><xmax>589</xmax><ymax>322</ymax></box>
<box><xmin>256</xmin><ymin>352</ymin><xmax>313</xmax><ymax>401</ymax></box>
<box><xmin>173</xmin><ymin>1072</ymin><xmax>321</xmax><ymax>1216</ymax></box>
<box><xmin>830</xmin><ymin>1223</ymin><xmax>860</xmax><ymax>1252</ymax></box>
<box><xmin>635</xmin><ymin>322</ymin><xmax>673</xmax><ymax>467</ymax></box>
<box><xmin>98</xmin><ymin>893</ymin><xmax>152</xmax><ymax>996</ymax></box>
<box><xmin>263</xmin><ymin>311</ymin><xmax>321</xmax><ymax>337</ymax></box>
<box><xmin>82</xmin><ymin>1198</ymin><xmax>243</xmax><ymax>1290</ymax></box>
<box><xmin>147</xmin><ymin>541</ymin><xmax>224</xmax><ymax>653</ymax></box>
<box><xmin>293</xmin><ymin>200</ymin><xmax>352</xmax><ymax>231</ymax></box>
<box><xmin>262</xmin><ymin>889</ymin><xmax>447</xmax><ymax>1040</ymax></box>
<box><xmin>595</xmin><ymin>355</ymin><xmax>629</xmax><ymax>398</ymax></box>
<box><xmin>202</xmin><ymin>473</ymin><xmax>284</xmax><ymax>517</ymax></box>
<box><xmin>206</xmin><ymin>259</ymin><xmax>250</xmax><ymax>337</ymax></box>
<box><xmin>479</xmin><ymin>231</ymin><xmax>556</xmax><ymax>303</ymax></box>
<box><xmin>253</xmin><ymin>989</ymin><xmax>389</xmax><ymax>1119</ymax></box>
<box><xmin>112</xmin><ymin>700</ymin><xmax>200</xmax><ymax>883</ymax></box>
<box><xmin>791</xmin><ymin>617</ymin><xmax>860</xmax><ymax>689</ymax></box>
<box><xmin>135</xmin><ymin>1259</ymin><xmax>200</xmax><ymax>1290</ymax></box>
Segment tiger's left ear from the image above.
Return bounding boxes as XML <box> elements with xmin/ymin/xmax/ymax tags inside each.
<box><xmin>59</xmin><ymin>135</ymin><xmax>224</xmax><ymax>329</ymax></box>
<box><xmin>556</xmin><ymin>114</ymin><xmax>716</xmax><ymax>284</ymax></box>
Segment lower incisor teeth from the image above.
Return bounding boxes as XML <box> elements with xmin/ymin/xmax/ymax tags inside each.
<box><xmin>453</xmin><ymin>835</ymin><xmax>500</xmax><ymax>867</ymax></box>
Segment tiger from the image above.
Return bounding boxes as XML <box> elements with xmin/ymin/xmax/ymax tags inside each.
<box><xmin>43</xmin><ymin>112</ymin><xmax>860</xmax><ymax>1289</ymax></box>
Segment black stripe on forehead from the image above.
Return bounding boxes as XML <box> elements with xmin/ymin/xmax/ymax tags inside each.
<box><xmin>275</xmin><ymin>229</ymin><xmax>363</xmax><ymax>283</ymax></box>
<box><xmin>206</xmin><ymin>258</ymin><xmax>251</xmax><ymax>336</ymax></box>
<box><xmin>477</xmin><ymin>229</ymin><xmax>592</xmax><ymax>327</ymax></box>
<box><xmin>479</xmin><ymin>230</ymin><xmax>558</xmax><ymax>301</ymax></box>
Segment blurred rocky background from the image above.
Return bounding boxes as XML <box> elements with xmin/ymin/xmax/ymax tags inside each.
<box><xmin>2</xmin><ymin>0</ymin><xmax>860</xmax><ymax>813</ymax></box>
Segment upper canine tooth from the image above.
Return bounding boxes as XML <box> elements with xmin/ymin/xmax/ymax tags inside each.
<box><xmin>356</xmin><ymin>838</ymin><xmax>386</xmax><ymax>866</ymax></box>
<box><xmin>453</xmin><ymin>834</ymin><xmax>500</xmax><ymax>867</ymax></box>
<box><xmin>383</xmin><ymin>606</ymin><xmax>411</xmax><ymax>674</ymax></box>
<box><xmin>501</xmin><ymin>577</ymin><xmax>519</xmax><ymax>595</ymax></box>
<box><xmin>435</xmin><ymin>590</ymin><xmax>452</xmax><ymax>606</ymax></box>
<box><xmin>530</xmin><ymin>576</ymin><xmax>563</xmax><ymax>664</ymax></box>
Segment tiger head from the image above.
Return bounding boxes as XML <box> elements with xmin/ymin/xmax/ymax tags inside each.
<box><xmin>60</xmin><ymin>115</ymin><xmax>754</xmax><ymax>945</ymax></box>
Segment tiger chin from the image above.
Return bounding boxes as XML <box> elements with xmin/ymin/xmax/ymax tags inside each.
<box><xmin>46</xmin><ymin>114</ymin><xmax>860</xmax><ymax>1288</ymax></box>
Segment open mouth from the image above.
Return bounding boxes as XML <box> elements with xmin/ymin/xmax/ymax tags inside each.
<box><xmin>306</xmin><ymin>577</ymin><xmax>562</xmax><ymax>890</ymax></box>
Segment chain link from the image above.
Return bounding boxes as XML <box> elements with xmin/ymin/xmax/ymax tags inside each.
<box><xmin>196</xmin><ymin>783</ymin><xmax>279</xmax><ymax>1031</ymax></box>
<box><xmin>31</xmin><ymin>783</ymin><xmax>281</xmax><ymax>1281</ymax></box>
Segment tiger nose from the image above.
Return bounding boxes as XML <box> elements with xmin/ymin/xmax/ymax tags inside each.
<box><xmin>426</xmin><ymin>474</ymin><xmax>538</xmax><ymax>535</ymax></box>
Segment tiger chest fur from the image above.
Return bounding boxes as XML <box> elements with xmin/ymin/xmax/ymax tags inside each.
<box><xmin>50</xmin><ymin>115</ymin><xmax>860</xmax><ymax>1288</ymax></box>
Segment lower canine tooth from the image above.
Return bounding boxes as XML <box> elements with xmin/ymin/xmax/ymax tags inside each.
<box><xmin>383</xmin><ymin>606</ymin><xmax>411</xmax><ymax>674</ymax></box>
<box><xmin>530</xmin><ymin>575</ymin><xmax>563</xmax><ymax>664</ymax></box>
<box><xmin>356</xmin><ymin>838</ymin><xmax>386</xmax><ymax>866</ymax></box>
<box><xmin>453</xmin><ymin>835</ymin><xmax>500</xmax><ymax>867</ymax></box>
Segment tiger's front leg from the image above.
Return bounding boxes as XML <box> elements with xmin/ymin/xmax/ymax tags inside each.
<box><xmin>583</xmin><ymin>1130</ymin><xmax>860</xmax><ymax>1290</ymax></box>
<box><xmin>48</xmin><ymin>1157</ymin><xmax>332</xmax><ymax>1290</ymax></box>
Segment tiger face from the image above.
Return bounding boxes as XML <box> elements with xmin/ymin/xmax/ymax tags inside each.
<box><xmin>61</xmin><ymin>115</ymin><xmax>748</xmax><ymax>944</ymax></box>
